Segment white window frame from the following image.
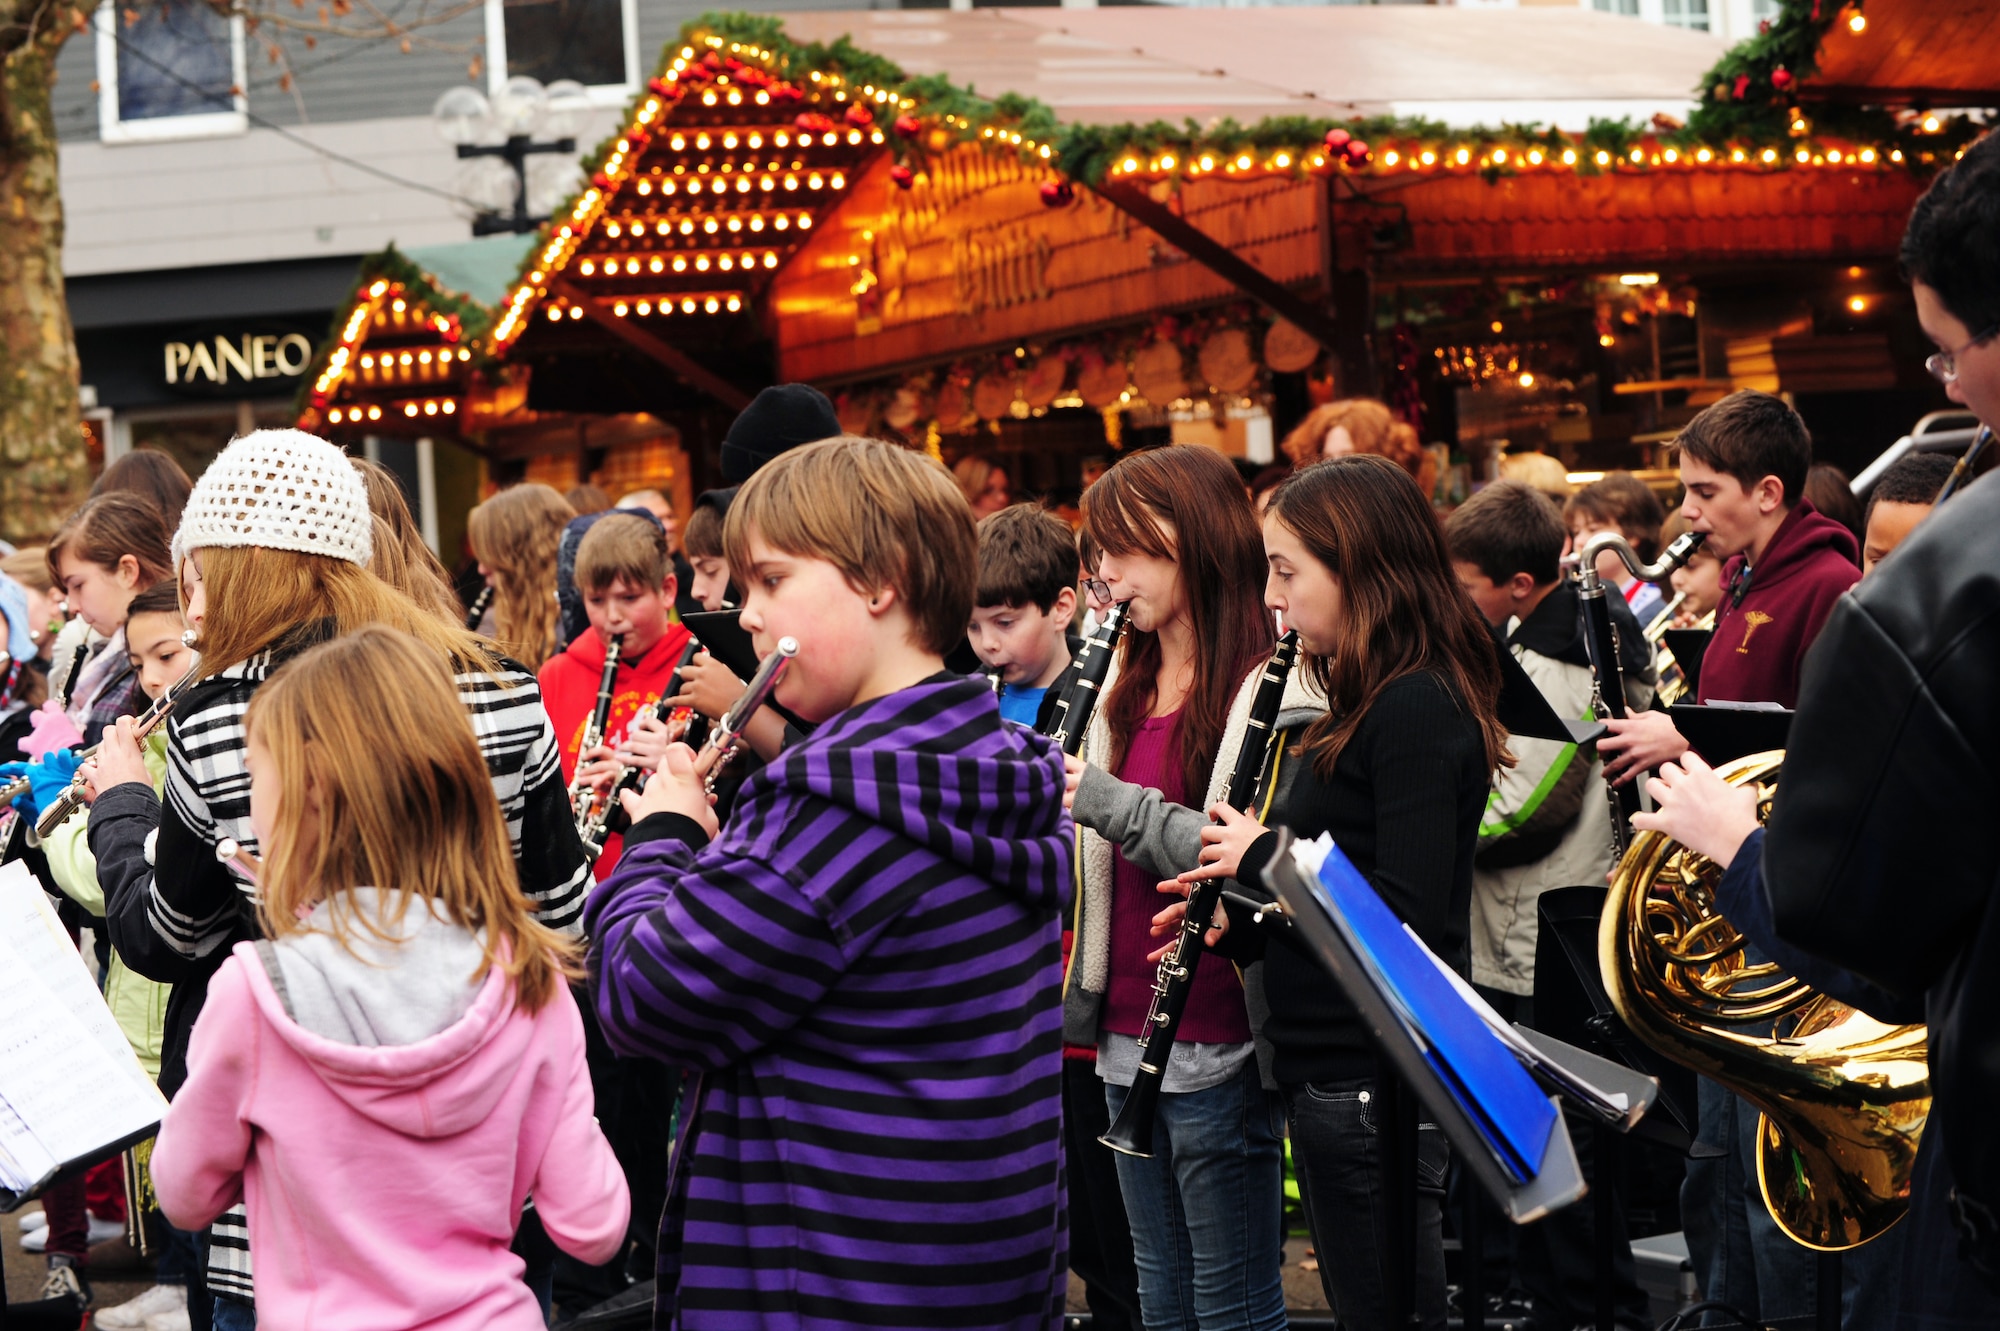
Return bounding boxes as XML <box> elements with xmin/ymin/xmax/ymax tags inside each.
<box><xmin>94</xmin><ymin>0</ymin><xmax>247</xmax><ymax>144</ymax></box>
<box><xmin>484</xmin><ymin>0</ymin><xmax>640</xmax><ymax>108</ymax></box>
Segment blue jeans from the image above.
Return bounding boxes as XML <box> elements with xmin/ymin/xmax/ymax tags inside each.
<box><xmin>1683</xmin><ymin>1076</ymin><xmax>1901</xmax><ymax>1329</ymax></box>
<box><xmin>1284</xmin><ymin>1077</ymin><xmax>1450</xmax><ymax>1331</ymax></box>
<box><xmin>1103</xmin><ymin>1061</ymin><xmax>1288</xmax><ymax>1331</ymax></box>
<box><xmin>211</xmin><ymin>1296</ymin><xmax>257</xmax><ymax>1331</ymax></box>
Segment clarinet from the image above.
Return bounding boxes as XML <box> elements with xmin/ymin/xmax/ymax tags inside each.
<box><xmin>30</xmin><ymin>633</ymin><xmax>203</xmax><ymax>838</ymax></box>
<box><xmin>568</xmin><ymin>633</ymin><xmax>624</xmax><ymax>836</ymax></box>
<box><xmin>581</xmin><ymin>636</ymin><xmax>705</xmax><ymax>859</ymax></box>
<box><xmin>1101</xmin><ymin>629</ymin><xmax>1299</xmax><ymax>1158</ymax></box>
<box><xmin>1935</xmin><ymin>425</ymin><xmax>1993</xmax><ymax>505</ymax></box>
<box><xmin>1044</xmin><ymin>601</ymin><xmax>1128</xmax><ymax>754</ymax></box>
<box><xmin>1569</xmin><ymin>529</ymin><xmax>1706</xmax><ymax>857</ymax></box>
<box><xmin>464</xmin><ymin>585</ymin><xmax>494</xmax><ymax>633</ymax></box>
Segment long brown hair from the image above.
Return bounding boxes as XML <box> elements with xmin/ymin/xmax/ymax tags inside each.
<box><xmin>1084</xmin><ymin>446</ymin><xmax>1273</xmax><ymax>799</ymax></box>
<box><xmin>92</xmin><ymin>450</ymin><xmax>194</xmax><ymax>533</ymax></box>
<box><xmin>47</xmin><ymin>492</ymin><xmax>176</xmax><ymax>589</ymax></box>
<box><xmin>246</xmin><ymin>626</ymin><xmax>577</xmax><ymax>1013</ymax></box>
<box><xmin>193</xmin><ymin>544</ymin><xmax>495</xmax><ymax>679</ymax></box>
<box><xmin>1268</xmin><ymin>455</ymin><xmax>1510</xmax><ymax>777</ymax></box>
<box><xmin>467</xmin><ymin>484</ymin><xmax>573</xmax><ymax>666</ymax></box>
<box><xmin>351</xmin><ymin>458</ymin><xmax>461</xmax><ymax>625</ymax></box>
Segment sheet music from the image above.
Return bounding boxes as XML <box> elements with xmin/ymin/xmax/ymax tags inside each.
<box><xmin>0</xmin><ymin>863</ymin><xmax>166</xmax><ymax>1195</ymax></box>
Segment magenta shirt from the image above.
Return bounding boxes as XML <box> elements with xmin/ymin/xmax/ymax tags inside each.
<box><xmin>1101</xmin><ymin>710</ymin><xmax>1252</xmax><ymax>1045</ymax></box>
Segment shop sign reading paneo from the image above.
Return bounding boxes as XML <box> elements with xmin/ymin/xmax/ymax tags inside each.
<box><xmin>164</xmin><ymin>332</ymin><xmax>315</xmax><ymax>387</ymax></box>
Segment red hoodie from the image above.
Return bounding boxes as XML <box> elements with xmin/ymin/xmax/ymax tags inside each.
<box><xmin>1698</xmin><ymin>499</ymin><xmax>1859</xmax><ymax>709</ymax></box>
<box><xmin>537</xmin><ymin>623</ymin><xmax>694</xmax><ymax>877</ymax></box>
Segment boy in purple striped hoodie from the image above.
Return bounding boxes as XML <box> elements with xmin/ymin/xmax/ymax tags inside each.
<box><xmin>586</xmin><ymin>435</ymin><xmax>1074</xmax><ymax>1331</ymax></box>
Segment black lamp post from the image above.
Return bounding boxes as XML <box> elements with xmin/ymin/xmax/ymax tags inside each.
<box><xmin>434</xmin><ymin>77</ymin><xmax>586</xmax><ymax>236</ymax></box>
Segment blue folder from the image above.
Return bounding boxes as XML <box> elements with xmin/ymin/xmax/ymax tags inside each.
<box><xmin>1310</xmin><ymin>844</ymin><xmax>1560</xmax><ymax>1184</ymax></box>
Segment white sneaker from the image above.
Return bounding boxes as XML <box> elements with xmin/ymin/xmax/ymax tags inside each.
<box><xmin>95</xmin><ymin>1283</ymin><xmax>188</xmax><ymax>1329</ymax></box>
<box><xmin>19</xmin><ymin>1210</ymin><xmax>48</xmax><ymax>1233</ymax></box>
<box><xmin>20</xmin><ymin>1214</ymin><xmax>123</xmax><ymax>1253</ymax></box>
<box><xmin>144</xmin><ymin>1310</ymin><xmax>194</xmax><ymax>1331</ymax></box>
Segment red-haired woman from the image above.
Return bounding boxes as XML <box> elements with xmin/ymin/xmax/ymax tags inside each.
<box><xmin>1163</xmin><ymin>454</ymin><xmax>1510</xmax><ymax>1330</ymax></box>
<box><xmin>1064</xmin><ymin>443</ymin><xmax>1290</xmax><ymax>1331</ymax></box>
<box><xmin>1280</xmin><ymin>398</ymin><xmax>1436</xmax><ymax>501</ymax></box>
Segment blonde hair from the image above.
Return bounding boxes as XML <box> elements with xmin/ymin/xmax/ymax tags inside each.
<box><xmin>724</xmin><ymin>436</ymin><xmax>976</xmax><ymax>656</ymax></box>
<box><xmin>351</xmin><ymin>459</ymin><xmax>460</xmax><ymax>625</ymax></box>
<box><xmin>467</xmin><ymin>484</ymin><xmax>573</xmax><ymax>666</ymax></box>
<box><xmin>0</xmin><ymin>547</ymin><xmax>55</xmax><ymax>595</ymax></box>
<box><xmin>246</xmin><ymin>626</ymin><xmax>577</xmax><ymax>1013</ymax></box>
<box><xmin>192</xmin><ymin>544</ymin><xmax>495</xmax><ymax>681</ymax></box>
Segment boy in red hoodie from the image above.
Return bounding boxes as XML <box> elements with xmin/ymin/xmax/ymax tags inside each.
<box><xmin>1598</xmin><ymin>389</ymin><xmax>1869</xmax><ymax>1328</ymax></box>
<box><xmin>1599</xmin><ymin>389</ymin><xmax>1859</xmax><ymax>783</ymax></box>
<box><xmin>538</xmin><ymin>513</ymin><xmax>694</xmax><ymax>880</ymax></box>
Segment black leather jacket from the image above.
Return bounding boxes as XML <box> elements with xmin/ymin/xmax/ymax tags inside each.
<box><xmin>1763</xmin><ymin>468</ymin><xmax>2000</xmax><ymax>1273</ymax></box>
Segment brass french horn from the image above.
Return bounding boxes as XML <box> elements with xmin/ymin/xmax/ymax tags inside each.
<box><xmin>1599</xmin><ymin>751</ymin><xmax>1929</xmax><ymax>1250</ymax></box>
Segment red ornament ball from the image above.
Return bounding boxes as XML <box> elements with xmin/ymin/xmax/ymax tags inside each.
<box><xmin>845</xmin><ymin>102</ymin><xmax>874</xmax><ymax>128</ymax></box>
<box><xmin>890</xmin><ymin>163</ymin><xmax>915</xmax><ymax>190</ymax></box>
<box><xmin>1039</xmin><ymin>179</ymin><xmax>1074</xmax><ymax>207</ymax></box>
<box><xmin>1758</xmin><ymin>18</ymin><xmax>1771</xmax><ymax>33</ymax></box>
<box><xmin>894</xmin><ymin>114</ymin><xmax>922</xmax><ymax>138</ymax></box>
<box><xmin>1343</xmin><ymin>138</ymin><xmax>1371</xmax><ymax>165</ymax></box>
<box><xmin>1323</xmin><ymin>127</ymin><xmax>1352</xmax><ymax>151</ymax></box>
<box><xmin>1771</xmin><ymin>66</ymin><xmax>1794</xmax><ymax>91</ymax></box>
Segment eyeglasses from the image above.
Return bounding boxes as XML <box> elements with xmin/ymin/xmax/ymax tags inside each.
<box><xmin>1925</xmin><ymin>321</ymin><xmax>2000</xmax><ymax>384</ymax></box>
<box><xmin>1083</xmin><ymin>578</ymin><xmax>1113</xmax><ymax>607</ymax></box>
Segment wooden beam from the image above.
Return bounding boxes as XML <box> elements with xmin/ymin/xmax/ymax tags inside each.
<box><xmin>1093</xmin><ymin>181</ymin><xmax>1342</xmax><ymax>351</ymax></box>
<box><xmin>548</xmin><ymin>277</ymin><xmax>753</xmax><ymax>412</ymax></box>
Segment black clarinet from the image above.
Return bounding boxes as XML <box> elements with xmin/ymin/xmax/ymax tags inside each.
<box><xmin>568</xmin><ymin>633</ymin><xmax>624</xmax><ymax>835</ymax></box>
<box><xmin>1572</xmin><ymin>529</ymin><xmax>1706</xmax><ymax>857</ymax></box>
<box><xmin>1101</xmin><ymin>629</ymin><xmax>1298</xmax><ymax>1158</ymax></box>
<box><xmin>584</xmin><ymin>636</ymin><xmax>707</xmax><ymax>857</ymax></box>
<box><xmin>464</xmin><ymin>585</ymin><xmax>494</xmax><ymax>632</ymax></box>
<box><xmin>1044</xmin><ymin>602</ymin><xmax>1128</xmax><ymax>754</ymax></box>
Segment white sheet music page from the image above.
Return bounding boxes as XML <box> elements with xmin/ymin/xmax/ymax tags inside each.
<box><xmin>0</xmin><ymin>862</ymin><xmax>166</xmax><ymax>1196</ymax></box>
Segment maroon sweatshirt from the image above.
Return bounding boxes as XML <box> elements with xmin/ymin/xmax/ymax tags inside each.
<box><xmin>1697</xmin><ymin>499</ymin><xmax>1860</xmax><ymax>709</ymax></box>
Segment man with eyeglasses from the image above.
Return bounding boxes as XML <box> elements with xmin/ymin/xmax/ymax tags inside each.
<box><xmin>1635</xmin><ymin>132</ymin><xmax>2000</xmax><ymax>1328</ymax></box>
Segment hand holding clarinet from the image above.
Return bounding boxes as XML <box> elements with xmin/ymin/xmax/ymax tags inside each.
<box><xmin>617</xmin><ymin>637</ymin><xmax>797</xmax><ymax>840</ymax></box>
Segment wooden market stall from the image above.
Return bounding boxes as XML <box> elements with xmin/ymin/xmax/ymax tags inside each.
<box><xmin>309</xmin><ymin>0</ymin><xmax>1989</xmax><ymax>501</ymax></box>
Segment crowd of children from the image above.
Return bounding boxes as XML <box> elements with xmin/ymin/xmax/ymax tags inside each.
<box><xmin>4</xmin><ymin>136</ymin><xmax>1999</xmax><ymax>1331</ymax></box>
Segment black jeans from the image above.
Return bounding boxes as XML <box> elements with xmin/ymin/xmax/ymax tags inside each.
<box><xmin>1284</xmin><ymin>1076</ymin><xmax>1450</xmax><ymax>1331</ymax></box>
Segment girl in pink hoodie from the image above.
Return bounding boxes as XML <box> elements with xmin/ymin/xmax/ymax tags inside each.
<box><xmin>150</xmin><ymin>626</ymin><xmax>629</xmax><ymax>1331</ymax></box>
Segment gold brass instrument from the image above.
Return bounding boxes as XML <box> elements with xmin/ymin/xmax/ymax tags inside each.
<box><xmin>1600</xmin><ymin>752</ymin><xmax>1928</xmax><ymax>1250</ymax></box>
<box><xmin>1653</xmin><ymin>609</ymin><xmax>1716</xmax><ymax>709</ymax></box>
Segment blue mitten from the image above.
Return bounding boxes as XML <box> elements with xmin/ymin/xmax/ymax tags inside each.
<box><xmin>24</xmin><ymin>749</ymin><xmax>81</xmax><ymax>819</ymax></box>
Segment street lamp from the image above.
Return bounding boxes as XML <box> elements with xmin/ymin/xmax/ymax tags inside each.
<box><xmin>433</xmin><ymin>77</ymin><xmax>589</xmax><ymax>236</ymax></box>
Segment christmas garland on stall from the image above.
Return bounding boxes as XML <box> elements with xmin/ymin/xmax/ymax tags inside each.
<box><xmin>295</xmin><ymin>244</ymin><xmax>490</xmax><ymax>421</ymax></box>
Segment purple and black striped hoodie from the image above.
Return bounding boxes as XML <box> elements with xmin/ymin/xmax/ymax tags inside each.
<box><xmin>587</xmin><ymin>672</ymin><xmax>1074</xmax><ymax>1331</ymax></box>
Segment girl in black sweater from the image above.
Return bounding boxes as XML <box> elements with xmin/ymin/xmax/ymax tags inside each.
<box><xmin>1158</xmin><ymin>454</ymin><xmax>1511</xmax><ymax>1331</ymax></box>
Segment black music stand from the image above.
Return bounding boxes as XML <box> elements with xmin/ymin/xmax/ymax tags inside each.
<box><xmin>0</xmin><ymin>1128</ymin><xmax>159</xmax><ymax>1330</ymax></box>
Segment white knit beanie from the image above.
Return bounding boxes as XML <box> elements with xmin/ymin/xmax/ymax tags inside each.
<box><xmin>173</xmin><ymin>430</ymin><xmax>373</xmax><ymax>568</ymax></box>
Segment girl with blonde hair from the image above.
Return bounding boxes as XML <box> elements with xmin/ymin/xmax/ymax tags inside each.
<box><xmin>85</xmin><ymin>429</ymin><xmax>591</xmax><ymax>1325</ymax></box>
<box><xmin>151</xmin><ymin>625</ymin><xmax>627</xmax><ymax>1331</ymax></box>
<box><xmin>469</xmin><ymin>483</ymin><xmax>575</xmax><ymax>665</ymax></box>
<box><xmin>351</xmin><ymin>457</ymin><xmax>462</xmax><ymax>625</ymax></box>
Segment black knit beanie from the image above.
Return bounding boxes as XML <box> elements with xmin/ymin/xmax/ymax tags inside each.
<box><xmin>719</xmin><ymin>384</ymin><xmax>842</xmax><ymax>484</ymax></box>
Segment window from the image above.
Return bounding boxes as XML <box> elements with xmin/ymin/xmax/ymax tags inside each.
<box><xmin>94</xmin><ymin>0</ymin><xmax>246</xmax><ymax>143</ymax></box>
<box><xmin>484</xmin><ymin>0</ymin><xmax>638</xmax><ymax>103</ymax></box>
<box><xmin>1661</xmin><ymin>0</ymin><xmax>1711</xmax><ymax>30</ymax></box>
<box><xmin>1593</xmin><ymin>0</ymin><xmax>1641</xmax><ymax>15</ymax></box>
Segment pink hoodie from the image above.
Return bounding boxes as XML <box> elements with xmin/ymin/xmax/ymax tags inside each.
<box><xmin>152</xmin><ymin>936</ymin><xmax>629</xmax><ymax>1331</ymax></box>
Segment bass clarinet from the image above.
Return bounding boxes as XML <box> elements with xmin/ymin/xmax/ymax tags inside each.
<box><xmin>1569</xmin><ymin>528</ymin><xmax>1706</xmax><ymax>857</ymax></box>
<box><xmin>568</xmin><ymin>633</ymin><xmax>624</xmax><ymax>837</ymax></box>
<box><xmin>1101</xmin><ymin>629</ymin><xmax>1298</xmax><ymax>1157</ymax></box>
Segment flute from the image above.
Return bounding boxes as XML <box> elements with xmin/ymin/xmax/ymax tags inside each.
<box><xmin>27</xmin><ymin>633</ymin><xmax>202</xmax><ymax>837</ymax></box>
<box><xmin>700</xmin><ymin>637</ymin><xmax>797</xmax><ymax>795</ymax></box>
<box><xmin>215</xmin><ymin>837</ymin><xmax>263</xmax><ymax>881</ymax></box>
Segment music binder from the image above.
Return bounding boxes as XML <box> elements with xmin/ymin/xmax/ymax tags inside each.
<box><xmin>1669</xmin><ymin>702</ymin><xmax>1792</xmax><ymax>766</ymax></box>
<box><xmin>1263</xmin><ymin>832</ymin><xmax>1586</xmax><ymax>1221</ymax></box>
<box><xmin>0</xmin><ymin>862</ymin><xmax>167</xmax><ymax>1211</ymax></box>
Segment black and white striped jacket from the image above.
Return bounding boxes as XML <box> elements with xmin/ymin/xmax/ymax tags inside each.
<box><xmin>93</xmin><ymin>627</ymin><xmax>591</xmax><ymax>1302</ymax></box>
